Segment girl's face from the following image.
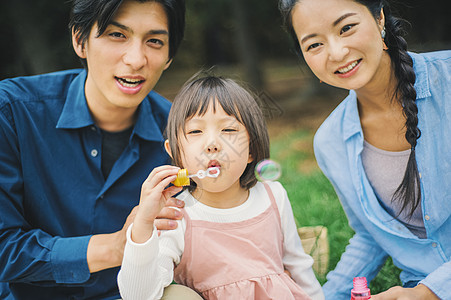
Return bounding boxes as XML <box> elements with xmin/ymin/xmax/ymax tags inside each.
<box><xmin>178</xmin><ymin>101</ymin><xmax>252</xmax><ymax>193</ymax></box>
<box><xmin>291</xmin><ymin>0</ymin><xmax>388</xmax><ymax>91</ymax></box>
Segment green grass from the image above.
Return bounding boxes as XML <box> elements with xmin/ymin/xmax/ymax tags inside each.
<box><xmin>270</xmin><ymin>128</ymin><xmax>401</xmax><ymax>294</ymax></box>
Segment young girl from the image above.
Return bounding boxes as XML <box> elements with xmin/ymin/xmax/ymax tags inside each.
<box><xmin>117</xmin><ymin>74</ymin><xmax>324</xmax><ymax>299</ymax></box>
<box><xmin>279</xmin><ymin>0</ymin><xmax>450</xmax><ymax>299</ymax></box>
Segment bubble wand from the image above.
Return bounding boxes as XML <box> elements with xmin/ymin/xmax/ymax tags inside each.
<box><xmin>173</xmin><ymin>167</ymin><xmax>220</xmax><ymax>187</ymax></box>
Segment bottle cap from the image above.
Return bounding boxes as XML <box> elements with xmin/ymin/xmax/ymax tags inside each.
<box><xmin>351</xmin><ymin>277</ymin><xmax>371</xmax><ymax>300</ymax></box>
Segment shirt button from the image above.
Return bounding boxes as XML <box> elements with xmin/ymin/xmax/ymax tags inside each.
<box><xmin>419</xmin><ymin>173</ymin><xmax>422</xmax><ymax>178</ymax></box>
<box><xmin>424</xmin><ymin>215</ymin><xmax>430</xmax><ymax>221</ymax></box>
<box><xmin>91</xmin><ymin>149</ymin><xmax>98</xmax><ymax>157</ymax></box>
<box><xmin>99</xmin><ymin>194</ymin><xmax>104</xmax><ymax>199</ymax></box>
<box><xmin>432</xmin><ymin>242</ymin><xmax>437</xmax><ymax>248</ymax></box>
<box><xmin>90</xmin><ymin>126</ymin><xmax>96</xmax><ymax>131</ymax></box>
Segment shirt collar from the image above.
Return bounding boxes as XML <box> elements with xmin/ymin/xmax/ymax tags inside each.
<box><xmin>56</xmin><ymin>70</ymin><xmax>94</xmax><ymax>129</ymax></box>
<box><xmin>409</xmin><ymin>52</ymin><xmax>431</xmax><ymax>99</ymax></box>
<box><xmin>133</xmin><ymin>92</ymin><xmax>165</xmax><ymax>142</ymax></box>
<box><xmin>56</xmin><ymin>69</ymin><xmax>164</xmax><ymax>142</ymax></box>
<box><xmin>342</xmin><ymin>90</ymin><xmax>362</xmax><ymax>141</ymax></box>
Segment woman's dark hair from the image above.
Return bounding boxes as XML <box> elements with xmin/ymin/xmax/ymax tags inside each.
<box><xmin>165</xmin><ymin>72</ymin><xmax>270</xmax><ymax>191</ymax></box>
<box><xmin>69</xmin><ymin>0</ymin><xmax>185</xmax><ymax>67</ymax></box>
<box><xmin>279</xmin><ymin>0</ymin><xmax>421</xmax><ymax>218</ymax></box>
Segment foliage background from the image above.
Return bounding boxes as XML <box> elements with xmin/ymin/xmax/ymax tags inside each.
<box><xmin>1</xmin><ymin>0</ymin><xmax>449</xmax><ymax>83</ymax></box>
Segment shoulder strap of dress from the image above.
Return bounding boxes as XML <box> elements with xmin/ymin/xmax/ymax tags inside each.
<box><xmin>262</xmin><ymin>182</ymin><xmax>276</xmax><ymax>203</ymax></box>
<box><xmin>181</xmin><ymin>207</ymin><xmax>191</xmax><ymax>223</ymax></box>
<box><xmin>262</xmin><ymin>183</ymin><xmax>281</xmax><ymax>218</ymax></box>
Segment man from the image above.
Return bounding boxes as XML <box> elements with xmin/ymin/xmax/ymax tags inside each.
<box><xmin>0</xmin><ymin>0</ymin><xmax>185</xmax><ymax>298</ymax></box>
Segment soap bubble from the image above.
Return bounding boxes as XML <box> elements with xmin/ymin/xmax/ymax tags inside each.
<box><xmin>255</xmin><ymin>159</ymin><xmax>282</xmax><ymax>182</ymax></box>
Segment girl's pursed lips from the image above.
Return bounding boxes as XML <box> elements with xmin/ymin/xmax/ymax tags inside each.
<box><xmin>208</xmin><ymin>159</ymin><xmax>221</xmax><ymax>168</ymax></box>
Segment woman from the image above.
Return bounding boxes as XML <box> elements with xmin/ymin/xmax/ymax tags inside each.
<box><xmin>279</xmin><ymin>0</ymin><xmax>450</xmax><ymax>299</ymax></box>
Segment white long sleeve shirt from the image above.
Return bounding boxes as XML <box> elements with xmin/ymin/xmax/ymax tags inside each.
<box><xmin>118</xmin><ymin>181</ymin><xmax>324</xmax><ymax>300</ymax></box>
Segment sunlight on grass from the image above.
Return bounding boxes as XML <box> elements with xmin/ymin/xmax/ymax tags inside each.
<box><xmin>270</xmin><ymin>128</ymin><xmax>401</xmax><ymax>292</ymax></box>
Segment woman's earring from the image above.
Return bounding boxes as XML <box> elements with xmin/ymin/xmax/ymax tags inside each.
<box><xmin>381</xmin><ymin>27</ymin><xmax>388</xmax><ymax>50</ymax></box>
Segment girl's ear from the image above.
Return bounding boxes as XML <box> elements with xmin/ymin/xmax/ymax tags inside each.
<box><xmin>247</xmin><ymin>153</ymin><xmax>253</xmax><ymax>164</ymax></box>
<box><xmin>164</xmin><ymin>139</ymin><xmax>173</xmax><ymax>158</ymax></box>
<box><xmin>72</xmin><ymin>29</ymin><xmax>86</xmax><ymax>59</ymax></box>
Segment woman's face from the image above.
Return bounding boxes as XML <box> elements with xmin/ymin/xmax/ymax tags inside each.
<box><xmin>291</xmin><ymin>0</ymin><xmax>388</xmax><ymax>91</ymax></box>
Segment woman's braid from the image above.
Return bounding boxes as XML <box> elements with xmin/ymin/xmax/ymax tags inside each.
<box><xmin>384</xmin><ymin>4</ymin><xmax>422</xmax><ymax>217</ymax></box>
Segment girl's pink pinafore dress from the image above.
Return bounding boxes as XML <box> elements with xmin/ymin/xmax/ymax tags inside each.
<box><xmin>173</xmin><ymin>184</ymin><xmax>311</xmax><ymax>299</ymax></box>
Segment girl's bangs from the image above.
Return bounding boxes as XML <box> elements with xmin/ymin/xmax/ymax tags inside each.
<box><xmin>183</xmin><ymin>83</ymin><xmax>244</xmax><ymax>125</ymax></box>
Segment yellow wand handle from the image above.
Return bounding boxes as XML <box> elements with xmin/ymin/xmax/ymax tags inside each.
<box><xmin>172</xmin><ymin>169</ymin><xmax>190</xmax><ymax>186</ymax></box>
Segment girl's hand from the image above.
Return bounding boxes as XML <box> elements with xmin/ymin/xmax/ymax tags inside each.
<box><xmin>371</xmin><ymin>284</ymin><xmax>439</xmax><ymax>300</ymax></box>
<box><xmin>132</xmin><ymin>166</ymin><xmax>182</xmax><ymax>243</ymax></box>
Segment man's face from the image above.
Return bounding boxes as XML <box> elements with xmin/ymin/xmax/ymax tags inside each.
<box><xmin>73</xmin><ymin>0</ymin><xmax>172</xmax><ymax>113</ymax></box>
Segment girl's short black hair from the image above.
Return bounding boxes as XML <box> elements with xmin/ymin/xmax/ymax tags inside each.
<box><xmin>165</xmin><ymin>72</ymin><xmax>270</xmax><ymax>191</ymax></box>
<box><xmin>69</xmin><ymin>0</ymin><xmax>185</xmax><ymax>67</ymax></box>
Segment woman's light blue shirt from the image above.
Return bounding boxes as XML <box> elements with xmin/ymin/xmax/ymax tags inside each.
<box><xmin>316</xmin><ymin>51</ymin><xmax>451</xmax><ymax>300</ymax></box>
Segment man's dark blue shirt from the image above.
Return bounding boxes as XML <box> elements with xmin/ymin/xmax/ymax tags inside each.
<box><xmin>0</xmin><ymin>69</ymin><xmax>171</xmax><ymax>299</ymax></box>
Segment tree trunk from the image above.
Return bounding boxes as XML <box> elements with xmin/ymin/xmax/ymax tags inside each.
<box><xmin>231</xmin><ymin>0</ymin><xmax>264</xmax><ymax>91</ymax></box>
